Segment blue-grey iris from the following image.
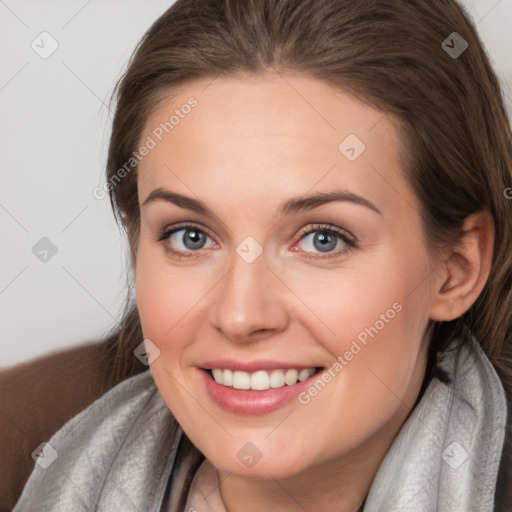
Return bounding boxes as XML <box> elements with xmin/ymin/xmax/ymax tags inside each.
<box><xmin>314</xmin><ymin>232</ymin><xmax>337</xmax><ymax>252</ymax></box>
<box><xmin>183</xmin><ymin>229</ymin><xmax>206</xmax><ymax>249</ymax></box>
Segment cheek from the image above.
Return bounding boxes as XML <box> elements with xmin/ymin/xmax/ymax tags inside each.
<box><xmin>282</xmin><ymin>244</ymin><xmax>431</xmax><ymax>352</ymax></box>
<box><xmin>283</xmin><ymin>246</ymin><xmax>432</xmax><ymax>413</ymax></box>
<box><xmin>135</xmin><ymin>243</ymin><xmax>209</xmax><ymax>344</ymax></box>
<box><xmin>134</xmin><ymin>249</ymin><xmax>212</xmax><ymax>419</ymax></box>
<box><xmin>279</xmin><ymin>275</ymin><xmax>430</xmax><ymax>461</ymax></box>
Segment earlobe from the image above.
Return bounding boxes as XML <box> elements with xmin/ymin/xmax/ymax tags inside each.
<box><xmin>429</xmin><ymin>211</ymin><xmax>494</xmax><ymax>322</ymax></box>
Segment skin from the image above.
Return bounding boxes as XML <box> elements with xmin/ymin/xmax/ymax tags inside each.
<box><xmin>134</xmin><ymin>72</ymin><xmax>493</xmax><ymax>512</ymax></box>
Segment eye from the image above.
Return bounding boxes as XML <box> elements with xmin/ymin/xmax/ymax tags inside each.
<box><xmin>157</xmin><ymin>223</ymin><xmax>217</xmax><ymax>258</ymax></box>
<box><xmin>294</xmin><ymin>224</ymin><xmax>356</xmax><ymax>257</ymax></box>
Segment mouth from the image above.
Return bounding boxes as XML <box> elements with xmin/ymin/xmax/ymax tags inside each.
<box><xmin>202</xmin><ymin>366</ymin><xmax>325</xmax><ymax>391</ymax></box>
<box><xmin>198</xmin><ymin>365</ymin><xmax>326</xmax><ymax>415</ymax></box>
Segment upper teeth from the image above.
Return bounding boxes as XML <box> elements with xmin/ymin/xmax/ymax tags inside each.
<box><xmin>211</xmin><ymin>368</ymin><xmax>316</xmax><ymax>390</ymax></box>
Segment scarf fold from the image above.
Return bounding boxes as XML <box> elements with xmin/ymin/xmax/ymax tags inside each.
<box><xmin>13</xmin><ymin>335</ymin><xmax>507</xmax><ymax>512</ymax></box>
<box><xmin>363</xmin><ymin>335</ymin><xmax>507</xmax><ymax>511</ymax></box>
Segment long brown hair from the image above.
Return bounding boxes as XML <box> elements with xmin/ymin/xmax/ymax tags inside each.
<box><xmin>97</xmin><ymin>0</ymin><xmax>512</xmax><ymax>505</ymax></box>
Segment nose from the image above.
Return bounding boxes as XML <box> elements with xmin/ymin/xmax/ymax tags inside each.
<box><xmin>209</xmin><ymin>249</ymin><xmax>289</xmax><ymax>344</ymax></box>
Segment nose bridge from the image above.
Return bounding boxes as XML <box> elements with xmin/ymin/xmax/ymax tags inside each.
<box><xmin>209</xmin><ymin>246</ymin><xmax>287</xmax><ymax>341</ymax></box>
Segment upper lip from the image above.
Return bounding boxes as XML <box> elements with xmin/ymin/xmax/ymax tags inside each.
<box><xmin>200</xmin><ymin>359</ymin><xmax>322</xmax><ymax>372</ymax></box>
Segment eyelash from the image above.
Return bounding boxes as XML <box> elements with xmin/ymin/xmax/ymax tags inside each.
<box><xmin>156</xmin><ymin>222</ymin><xmax>357</xmax><ymax>260</ymax></box>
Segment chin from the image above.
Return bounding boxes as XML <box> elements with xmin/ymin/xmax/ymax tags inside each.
<box><xmin>203</xmin><ymin>442</ymin><xmax>315</xmax><ymax>481</ymax></box>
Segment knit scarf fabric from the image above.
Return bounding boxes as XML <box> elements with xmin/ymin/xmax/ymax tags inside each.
<box><xmin>13</xmin><ymin>335</ymin><xmax>507</xmax><ymax>511</ymax></box>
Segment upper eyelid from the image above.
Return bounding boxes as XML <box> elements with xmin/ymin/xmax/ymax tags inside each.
<box><xmin>296</xmin><ymin>224</ymin><xmax>355</xmax><ymax>242</ymax></box>
<box><xmin>164</xmin><ymin>222</ymin><xmax>215</xmax><ymax>238</ymax></box>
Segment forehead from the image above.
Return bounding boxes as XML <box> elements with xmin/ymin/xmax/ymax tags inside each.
<box><xmin>137</xmin><ymin>72</ymin><xmax>416</xmax><ymax>218</ymax></box>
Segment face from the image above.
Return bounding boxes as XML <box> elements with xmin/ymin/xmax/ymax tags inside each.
<box><xmin>135</xmin><ymin>72</ymin><xmax>436</xmax><ymax>480</ymax></box>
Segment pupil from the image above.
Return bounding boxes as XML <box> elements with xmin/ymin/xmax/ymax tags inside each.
<box><xmin>314</xmin><ymin>232</ymin><xmax>336</xmax><ymax>252</ymax></box>
<box><xmin>183</xmin><ymin>229</ymin><xmax>205</xmax><ymax>249</ymax></box>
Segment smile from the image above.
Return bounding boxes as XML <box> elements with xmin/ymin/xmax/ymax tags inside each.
<box><xmin>198</xmin><ymin>365</ymin><xmax>325</xmax><ymax>415</ymax></box>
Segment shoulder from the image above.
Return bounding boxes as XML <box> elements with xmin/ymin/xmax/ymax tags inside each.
<box><xmin>12</xmin><ymin>367</ymin><xmax>170</xmax><ymax>512</ymax></box>
<box><xmin>0</xmin><ymin>341</ymin><xmax>116</xmax><ymax>511</ymax></box>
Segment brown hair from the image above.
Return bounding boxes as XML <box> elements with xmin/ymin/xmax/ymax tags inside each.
<box><xmin>97</xmin><ymin>0</ymin><xmax>512</xmax><ymax>505</ymax></box>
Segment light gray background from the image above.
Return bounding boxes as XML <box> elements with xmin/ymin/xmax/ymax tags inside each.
<box><xmin>1</xmin><ymin>0</ymin><xmax>511</xmax><ymax>369</ymax></box>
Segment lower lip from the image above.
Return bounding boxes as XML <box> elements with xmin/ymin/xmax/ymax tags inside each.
<box><xmin>198</xmin><ymin>368</ymin><xmax>323</xmax><ymax>415</ymax></box>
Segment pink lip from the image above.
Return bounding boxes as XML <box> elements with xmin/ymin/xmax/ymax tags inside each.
<box><xmin>200</xmin><ymin>358</ymin><xmax>319</xmax><ymax>372</ymax></box>
<box><xmin>197</xmin><ymin>367</ymin><xmax>323</xmax><ymax>415</ymax></box>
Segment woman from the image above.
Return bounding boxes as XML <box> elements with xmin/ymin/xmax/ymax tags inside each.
<box><xmin>13</xmin><ymin>0</ymin><xmax>512</xmax><ymax>510</ymax></box>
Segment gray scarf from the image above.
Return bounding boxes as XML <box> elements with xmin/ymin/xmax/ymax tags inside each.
<box><xmin>13</xmin><ymin>335</ymin><xmax>507</xmax><ymax>511</ymax></box>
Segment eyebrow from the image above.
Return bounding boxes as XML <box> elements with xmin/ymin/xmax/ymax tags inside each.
<box><xmin>142</xmin><ymin>188</ymin><xmax>381</xmax><ymax>216</ymax></box>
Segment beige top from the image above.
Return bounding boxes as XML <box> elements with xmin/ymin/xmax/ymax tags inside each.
<box><xmin>184</xmin><ymin>458</ymin><xmax>227</xmax><ymax>512</ymax></box>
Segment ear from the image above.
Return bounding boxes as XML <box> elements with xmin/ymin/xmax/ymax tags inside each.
<box><xmin>429</xmin><ymin>211</ymin><xmax>494</xmax><ymax>322</ymax></box>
